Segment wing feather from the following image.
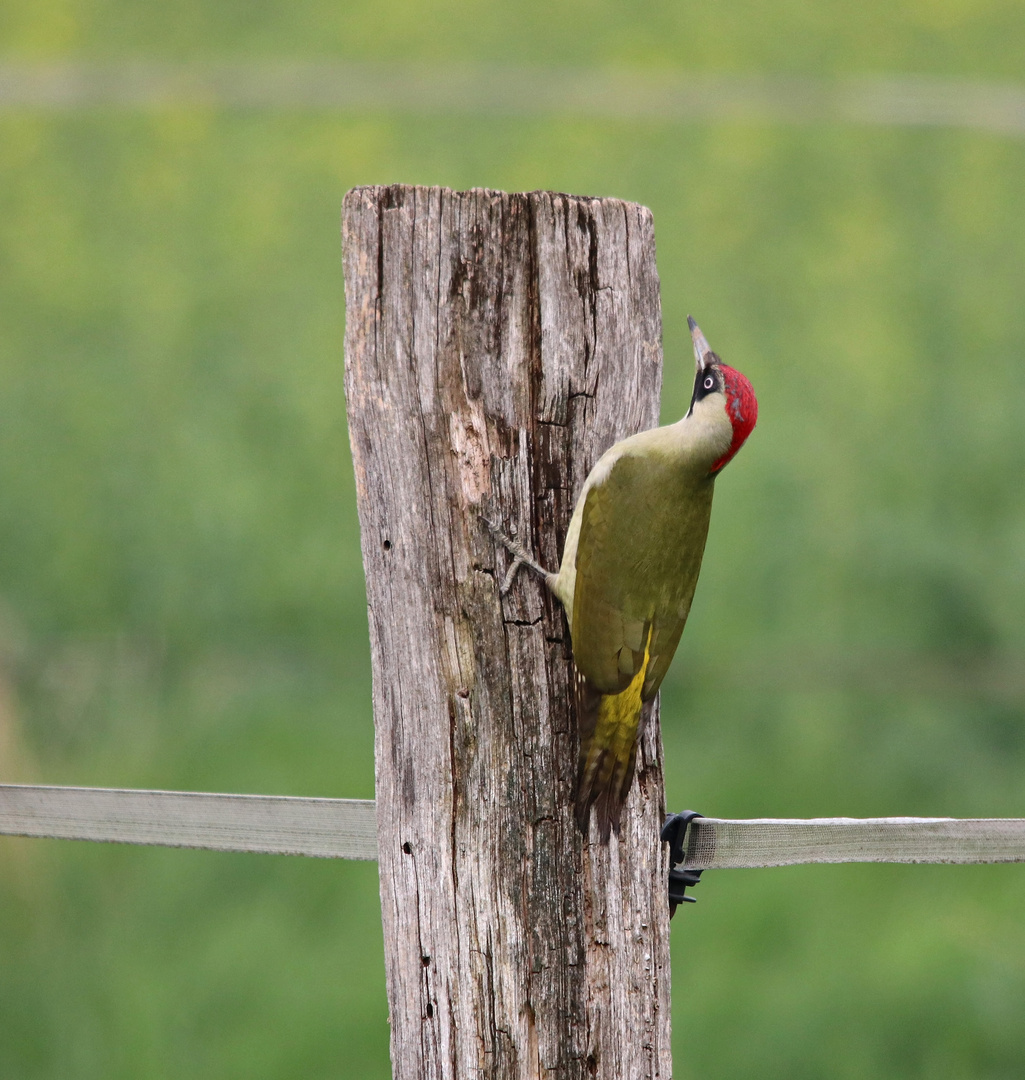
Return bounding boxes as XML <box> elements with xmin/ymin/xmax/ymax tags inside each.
<box><xmin>570</xmin><ymin>449</ymin><xmax>714</xmax><ymax>701</ymax></box>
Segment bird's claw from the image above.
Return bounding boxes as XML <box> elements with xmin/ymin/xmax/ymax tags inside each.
<box><xmin>480</xmin><ymin>515</ymin><xmax>506</xmax><ymax>541</ymax></box>
<box><xmin>481</xmin><ymin>516</ymin><xmax>521</xmax><ymax>594</ymax></box>
<box><xmin>479</xmin><ymin>514</ymin><xmax>548</xmax><ymax>595</ymax></box>
<box><xmin>500</xmin><ymin>557</ymin><xmax>524</xmax><ymax>596</ymax></box>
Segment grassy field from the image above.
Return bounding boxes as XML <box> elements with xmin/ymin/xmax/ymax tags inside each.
<box><xmin>2</xmin><ymin>3</ymin><xmax>1025</xmax><ymax>1077</ymax></box>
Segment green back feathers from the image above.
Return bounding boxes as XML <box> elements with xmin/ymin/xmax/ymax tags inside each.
<box><xmin>569</xmin><ymin>443</ymin><xmax>716</xmax><ymax>834</ymax></box>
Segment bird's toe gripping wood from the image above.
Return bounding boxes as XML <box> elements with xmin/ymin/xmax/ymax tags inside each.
<box><xmin>480</xmin><ymin>516</ymin><xmax>550</xmax><ymax>596</ymax></box>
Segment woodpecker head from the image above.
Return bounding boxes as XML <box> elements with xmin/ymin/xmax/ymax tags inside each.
<box><xmin>685</xmin><ymin>316</ymin><xmax>758</xmax><ymax>474</ymax></box>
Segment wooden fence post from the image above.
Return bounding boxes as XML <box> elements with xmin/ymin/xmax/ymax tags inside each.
<box><xmin>342</xmin><ymin>185</ymin><xmax>671</xmax><ymax>1079</ymax></box>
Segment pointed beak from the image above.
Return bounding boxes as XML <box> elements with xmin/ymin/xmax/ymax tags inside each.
<box><xmin>688</xmin><ymin>315</ymin><xmax>714</xmax><ymax>372</ymax></box>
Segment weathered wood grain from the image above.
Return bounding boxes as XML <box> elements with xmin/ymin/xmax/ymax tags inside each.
<box><xmin>342</xmin><ymin>185</ymin><xmax>671</xmax><ymax>1080</ymax></box>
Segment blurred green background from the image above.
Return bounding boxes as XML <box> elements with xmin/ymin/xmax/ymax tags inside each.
<box><xmin>2</xmin><ymin>2</ymin><xmax>1025</xmax><ymax>1077</ymax></box>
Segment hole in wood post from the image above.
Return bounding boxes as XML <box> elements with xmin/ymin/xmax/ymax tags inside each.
<box><xmin>402</xmin><ymin>842</ymin><xmax>412</xmax><ymax>854</ymax></box>
<box><xmin>383</xmin><ymin>539</ymin><xmax>392</xmax><ymax>550</ymax></box>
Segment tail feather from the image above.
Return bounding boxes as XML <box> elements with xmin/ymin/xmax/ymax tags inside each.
<box><xmin>577</xmin><ymin>730</ymin><xmax>643</xmax><ymax>840</ymax></box>
<box><xmin>574</xmin><ymin>635</ymin><xmax>652</xmax><ymax>840</ymax></box>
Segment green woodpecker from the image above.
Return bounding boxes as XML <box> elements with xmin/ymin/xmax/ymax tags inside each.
<box><xmin>487</xmin><ymin>317</ymin><xmax>757</xmax><ymax>837</ymax></box>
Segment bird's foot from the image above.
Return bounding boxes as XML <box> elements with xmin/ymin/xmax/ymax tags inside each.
<box><xmin>480</xmin><ymin>516</ymin><xmax>550</xmax><ymax>596</ymax></box>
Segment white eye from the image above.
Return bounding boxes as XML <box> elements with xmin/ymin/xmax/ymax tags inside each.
<box><xmin>703</xmin><ymin>375</ymin><xmax>715</xmax><ymax>390</ymax></box>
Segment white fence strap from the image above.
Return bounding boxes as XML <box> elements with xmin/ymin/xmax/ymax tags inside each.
<box><xmin>685</xmin><ymin>816</ymin><xmax>1025</xmax><ymax>869</ymax></box>
<box><xmin>1</xmin><ymin>63</ymin><xmax>1025</xmax><ymax>137</ymax></box>
<box><xmin>0</xmin><ymin>784</ymin><xmax>377</xmax><ymax>860</ymax></box>
<box><xmin>3</xmin><ymin>786</ymin><xmax>1024</xmax><ymax>869</ymax></box>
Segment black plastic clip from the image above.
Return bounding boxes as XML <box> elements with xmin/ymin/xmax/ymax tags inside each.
<box><xmin>660</xmin><ymin>810</ymin><xmax>705</xmax><ymax>917</ymax></box>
